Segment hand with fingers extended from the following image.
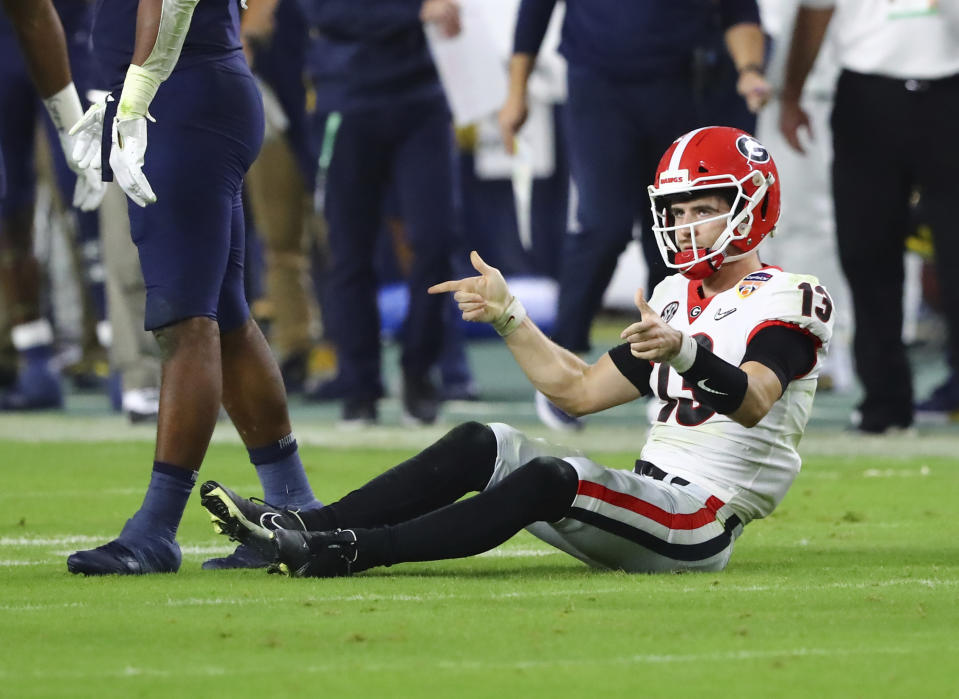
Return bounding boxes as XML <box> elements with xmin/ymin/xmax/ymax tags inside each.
<box><xmin>67</xmin><ymin>97</ymin><xmax>109</xmax><ymax>211</ymax></box>
<box><xmin>620</xmin><ymin>289</ymin><xmax>683</xmax><ymax>362</ymax></box>
<box><xmin>70</xmin><ymin>97</ymin><xmax>107</xmax><ymax>172</ymax></box>
<box><xmin>428</xmin><ymin>251</ymin><xmax>526</xmax><ymax>336</ymax></box>
<box><xmin>110</xmin><ymin>116</ymin><xmax>157</xmax><ymax>207</ymax></box>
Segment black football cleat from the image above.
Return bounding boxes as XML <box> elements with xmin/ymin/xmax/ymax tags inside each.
<box><xmin>67</xmin><ymin>537</ymin><xmax>181</xmax><ymax>576</ymax></box>
<box><xmin>201</xmin><ymin>543</ymin><xmax>272</xmax><ymax>570</ymax></box>
<box><xmin>270</xmin><ymin>528</ymin><xmax>358</xmax><ymax>578</ymax></box>
<box><xmin>200</xmin><ymin>481</ymin><xmax>308</xmax><ymax>535</ymax></box>
<box><xmin>199</xmin><ymin>481</ymin><xmax>311</xmax><ymax>564</ymax></box>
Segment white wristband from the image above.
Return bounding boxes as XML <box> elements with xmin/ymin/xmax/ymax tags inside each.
<box><xmin>118</xmin><ymin>64</ymin><xmax>162</xmax><ymax>119</ymax></box>
<box><xmin>42</xmin><ymin>82</ymin><xmax>85</xmax><ymax>133</ymax></box>
<box><xmin>667</xmin><ymin>333</ymin><xmax>698</xmax><ymax>373</ymax></box>
<box><xmin>492</xmin><ymin>296</ymin><xmax>527</xmax><ymax>337</ymax></box>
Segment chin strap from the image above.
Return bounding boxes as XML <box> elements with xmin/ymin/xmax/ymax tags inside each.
<box><xmin>676</xmin><ymin>239</ymin><xmax>762</xmax><ymax>280</ymax></box>
<box><xmin>676</xmin><ymin>250</ymin><xmax>725</xmax><ymax>280</ymax></box>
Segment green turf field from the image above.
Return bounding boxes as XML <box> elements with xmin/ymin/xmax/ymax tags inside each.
<box><xmin>2</xmin><ymin>432</ymin><xmax>958</xmax><ymax>698</ymax></box>
<box><xmin>2</xmin><ymin>335</ymin><xmax>958</xmax><ymax>696</ymax></box>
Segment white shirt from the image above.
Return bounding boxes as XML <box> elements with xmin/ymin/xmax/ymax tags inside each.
<box><xmin>800</xmin><ymin>0</ymin><xmax>959</xmax><ymax>78</ymax></box>
<box><xmin>760</xmin><ymin>0</ymin><xmax>840</xmax><ymax>95</ymax></box>
<box><xmin>640</xmin><ymin>268</ymin><xmax>834</xmax><ymax>524</ymax></box>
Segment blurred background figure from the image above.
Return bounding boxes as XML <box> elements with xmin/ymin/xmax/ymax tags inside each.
<box><xmin>0</xmin><ymin>0</ymin><xmax>107</xmax><ymax>411</ymax></box>
<box><xmin>97</xmin><ymin>181</ymin><xmax>162</xmax><ymax>422</ymax></box>
<box><xmin>299</xmin><ymin>0</ymin><xmax>464</xmax><ymax>426</ymax></box>
<box><xmin>781</xmin><ymin>0</ymin><xmax>959</xmax><ymax>433</ymax></box>
<box><xmin>499</xmin><ymin>0</ymin><xmax>770</xmax><ymax>430</ymax></box>
<box><xmin>455</xmin><ymin>0</ymin><xmax>568</xmax><ymax>281</ymax></box>
<box><xmin>240</xmin><ymin>0</ymin><xmax>327</xmax><ymax>396</ymax></box>
<box><xmin>754</xmin><ymin>0</ymin><xmax>855</xmax><ymax>395</ymax></box>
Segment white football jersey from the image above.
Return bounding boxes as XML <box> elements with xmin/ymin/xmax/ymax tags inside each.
<box><xmin>639</xmin><ymin>267</ymin><xmax>834</xmax><ymax>524</ymax></box>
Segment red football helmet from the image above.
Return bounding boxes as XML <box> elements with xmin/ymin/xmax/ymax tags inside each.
<box><xmin>647</xmin><ymin>126</ymin><xmax>781</xmax><ymax>280</ymax></box>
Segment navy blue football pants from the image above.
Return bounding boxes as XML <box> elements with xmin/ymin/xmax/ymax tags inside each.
<box><xmin>103</xmin><ymin>53</ymin><xmax>264</xmax><ymax>333</ymax></box>
<box><xmin>322</xmin><ymin>97</ymin><xmax>455</xmax><ymax>400</ymax></box>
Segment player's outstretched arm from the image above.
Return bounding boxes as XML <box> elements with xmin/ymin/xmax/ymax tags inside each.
<box><xmin>429</xmin><ymin>252</ymin><xmax>641</xmax><ymax>415</ymax></box>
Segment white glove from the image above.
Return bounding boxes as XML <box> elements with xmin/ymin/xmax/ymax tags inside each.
<box><xmin>69</xmin><ymin>97</ymin><xmax>108</xmax><ymax>171</ymax></box>
<box><xmin>110</xmin><ymin>116</ymin><xmax>157</xmax><ymax>207</ymax></box>
<box><xmin>70</xmin><ymin>156</ymin><xmax>108</xmax><ymax>211</ymax></box>
<box><xmin>44</xmin><ymin>83</ymin><xmax>106</xmax><ymax>212</ymax></box>
<box><xmin>66</xmin><ymin>97</ymin><xmax>111</xmax><ymax>212</ymax></box>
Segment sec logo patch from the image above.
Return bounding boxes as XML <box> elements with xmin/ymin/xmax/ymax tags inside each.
<box><xmin>660</xmin><ymin>301</ymin><xmax>679</xmax><ymax>323</ymax></box>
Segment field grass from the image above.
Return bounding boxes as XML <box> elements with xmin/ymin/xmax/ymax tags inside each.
<box><xmin>2</xmin><ymin>435</ymin><xmax>958</xmax><ymax>698</ymax></box>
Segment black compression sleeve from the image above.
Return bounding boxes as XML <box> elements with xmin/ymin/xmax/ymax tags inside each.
<box><xmin>608</xmin><ymin>343</ymin><xmax>653</xmax><ymax>395</ymax></box>
<box><xmin>742</xmin><ymin>325</ymin><xmax>818</xmax><ymax>394</ymax></box>
<box><xmin>678</xmin><ymin>343</ymin><xmax>749</xmax><ymax>415</ymax></box>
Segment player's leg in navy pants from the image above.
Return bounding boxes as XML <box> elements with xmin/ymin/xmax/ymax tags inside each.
<box><xmin>0</xmin><ymin>42</ymin><xmax>62</xmax><ymax>410</ymax></box>
<box><xmin>323</xmin><ymin>110</ymin><xmax>391</xmax><ymax>419</ymax></box>
<box><xmin>391</xmin><ymin>97</ymin><xmax>455</xmax><ymax>422</ymax></box>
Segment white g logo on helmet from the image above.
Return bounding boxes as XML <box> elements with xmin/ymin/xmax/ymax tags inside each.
<box><xmin>736</xmin><ymin>135</ymin><xmax>770</xmax><ymax>163</ymax></box>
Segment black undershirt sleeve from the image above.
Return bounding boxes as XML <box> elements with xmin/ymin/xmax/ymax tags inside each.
<box><xmin>741</xmin><ymin>325</ymin><xmax>818</xmax><ymax>394</ymax></box>
<box><xmin>608</xmin><ymin>343</ymin><xmax>653</xmax><ymax>396</ymax></box>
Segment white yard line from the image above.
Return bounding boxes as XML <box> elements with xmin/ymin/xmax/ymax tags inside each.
<box><xmin>0</xmin><ymin>644</ymin><xmax>954</xmax><ymax>681</ymax></box>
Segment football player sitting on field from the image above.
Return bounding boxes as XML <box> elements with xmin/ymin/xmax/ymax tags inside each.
<box><xmin>200</xmin><ymin>125</ymin><xmax>835</xmax><ymax>577</ymax></box>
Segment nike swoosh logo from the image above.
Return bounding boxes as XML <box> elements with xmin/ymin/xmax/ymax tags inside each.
<box><xmin>260</xmin><ymin>513</ymin><xmax>285</xmax><ymax>530</ymax></box>
<box><xmin>697</xmin><ymin>378</ymin><xmax>728</xmax><ymax>395</ymax></box>
<box><xmin>714</xmin><ymin>308</ymin><xmax>737</xmax><ymax>320</ymax></box>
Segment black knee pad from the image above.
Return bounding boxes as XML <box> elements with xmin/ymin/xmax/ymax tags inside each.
<box><xmin>517</xmin><ymin>456</ymin><xmax>579</xmax><ymax>521</ymax></box>
<box><xmin>443</xmin><ymin>421</ymin><xmax>496</xmax><ymax>454</ymax></box>
<box><xmin>430</xmin><ymin>421</ymin><xmax>498</xmax><ymax>490</ymax></box>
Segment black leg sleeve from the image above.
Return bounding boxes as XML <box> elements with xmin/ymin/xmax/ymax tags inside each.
<box><xmin>352</xmin><ymin>456</ymin><xmax>579</xmax><ymax>571</ymax></box>
<box><xmin>300</xmin><ymin>421</ymin><xmax>498</xmax><ymax>531</ymax></box>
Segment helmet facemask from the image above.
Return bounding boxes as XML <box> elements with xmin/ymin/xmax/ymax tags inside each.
<box><xmin>649</xmin><ymin>170</ymin><xmax>773</xmax><ymax>280</ymax></box>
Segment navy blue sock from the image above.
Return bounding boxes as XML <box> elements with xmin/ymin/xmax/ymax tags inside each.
<box><xmin>250</xmin><ymin>434</ymin><xmax>321</xmax><ymax>509</ymax></box>
<box><xmin>120</xmin><ymin>461</ymin><xmax>197</xmax><ymax>542</ymax></box>
<box><xmin>22</xmin><ymin>344</ymin><xmax>54</xmax><ymax>371</ymax></box>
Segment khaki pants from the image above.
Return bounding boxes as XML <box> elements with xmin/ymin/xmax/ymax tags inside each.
<box><xmin>98</xmin><ymin>183</ymin><xmax>160</xmax><ymax>392</ymax></box>
<box><xmin>245</xmin><ymin>133</ymin><xmax>321</xmax><ymax>359</ymax></box>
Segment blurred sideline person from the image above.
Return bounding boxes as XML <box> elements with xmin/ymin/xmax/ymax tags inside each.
<box><xmin>0</xmin><ymin>0</ymin><xmax>106</xmax><ymax>411</ymax></box>
<box><xmin>199</xmin><ymin>127</ymin><xmax>835</xmax><ymax>579</ymax></box>
<box><xmin>241</xmin><ymin>0</ymin><xmax>325</xmax><ymax>394</ymax></box>
<box><xmin>65</xmin><ymin>0</ymin><xmax>323</xmax><ymax>575</ymax></box>
<box><xmin>98</xmin><ymin>181</ymin><xmax>162</xmax><ymax>421</ymax></box>
<box><xmin>781</xmin><ymin>0</ymin><xmax>959</xmax><ymax>432</ymax></box>
<box><xmin>499</xmin><ymin>0</ymin><xmax>771</xmax><ymax>431</ymax></box>
<box><xmin>754</xmin><ymin>0</ymin><xmax>854</xmax><ymax>394</ymax></box>
<box><xmin>299</xmin><ymin>0</ymin><xmax>463</xmax><ymax>426</ymax></box>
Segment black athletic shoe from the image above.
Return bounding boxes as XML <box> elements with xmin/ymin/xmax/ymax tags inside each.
<box><xmin>270</xmin><ymin>528</ymin><xmax>357</xmax><ymax>578</ymax></box>
<box><xmin>201</xmin><ymin>543</ymin><xmax>271</xmax><ymax>570</ymax></box>
<box><xmin>402</xmin><ymin>372</ymin><xmax>439</xmax><ymax>425</ymax></box>
<box><xmin>67</xmin><ymin>537</ymin><xmax>181</xmax><ymax>575</ymax></box>
<box><xmin>341</xmin><ymin>398</ymin><xmax>378</xmax><ymax>426</ymax></box>
<box><xmin>200</xmin><ymin>481</ymin><xmax>308</xmax><ymax>543</ymax></box>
